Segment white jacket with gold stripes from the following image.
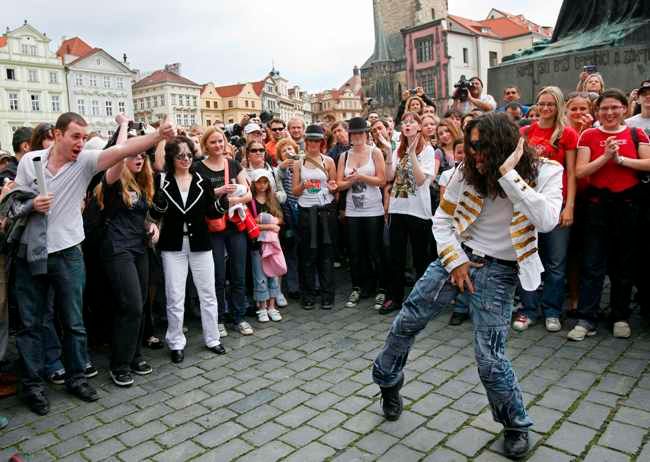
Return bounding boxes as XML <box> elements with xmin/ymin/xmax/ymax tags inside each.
<box><xmin>433</xmin><ymin>160</ymin><xmax>563</xmax><ymax>291</ymax></box>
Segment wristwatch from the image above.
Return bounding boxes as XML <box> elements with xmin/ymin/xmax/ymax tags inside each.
<box><xmin>616</xmin><ymin>155</ymin><xmax>625</xmax><ymax>166</ymax></box>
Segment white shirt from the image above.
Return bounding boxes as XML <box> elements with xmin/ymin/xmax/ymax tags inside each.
<box><xmin>438</xmin><ymin>166</ymin><xmax>458</xmax><ymax>188</ymax></box>
<box><xmin>16</xmin><ymin>147</ymin><xmax>101</xmax><ymax>254</ymax></box>
<box><xmin>625</xmin><ymin>114</ymin><xmax>650</xmax><ymax>132</ymax></box>
<box><xmin>388</xmin><ymin>145</ymin><xmax>436</xmax><ymax>220</ymax></box>
<box><xmin>464</xmin><ymin>196</ymin><xmax>517</xmax><ymax>261</ymax></box>
<box><xmin>458</xmin><ymin>94</ymin><xmax>497</xmax><ymax>115</ymax></box>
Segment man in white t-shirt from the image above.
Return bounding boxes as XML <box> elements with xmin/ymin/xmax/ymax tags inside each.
<box><xmin>453</xmin><ymin>76</ymin><xmax>497</xmax><ymax>115</ymax></box>
<box><xmin>373</xmin><ymin>113</ymin><xmax>563</xmax><ymax>460</ymax></box>
<box><xmin>626</xmin><ymin>79</ymin><xmax>650</xmax><ymax>133</ymax></box>
<box><xmin>14</xmin><ymin>112</ymin><xmax>174</xmax><ymax>415</ymax></box>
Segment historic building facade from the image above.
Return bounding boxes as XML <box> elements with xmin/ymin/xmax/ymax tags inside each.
<box><xmin>58</xmin><ymin>37</ymin><xmax>136</xmax><ymax>137</ymax></box>
<box><xmin>312</xmin><ymin>66</ymin><xmax>364</xmax><ymax>124</ymax></box>
<box><xmin>0</xmin><ymin>22</ymin><xmax>68</xmax><ymax>153</ymax></box>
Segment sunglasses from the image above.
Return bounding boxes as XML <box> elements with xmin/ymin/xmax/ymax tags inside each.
<box><xmin>175</xmin><ymin>153</ymin><xmax>192</xmax><ymax>160</ymax></box>
<box><xmin>249</xmin><ymin>148</ymin><xmax>265</xmax><ymax>154</ymax></box>
<box><xmin>270</xmin><ymin>127</ymin><xmax>284</xmax><ymax>132</ymax></box>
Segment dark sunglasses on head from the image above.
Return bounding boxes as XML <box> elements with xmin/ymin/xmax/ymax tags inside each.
<box><xmin>175</xmin><ymin>153</ymin><xmax>192</xmax><ymax>160</ymax></box>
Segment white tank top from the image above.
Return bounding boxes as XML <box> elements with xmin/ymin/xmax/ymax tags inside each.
<box><xmin>297</xmin><ymin>155</ymin><xmax>334</xmax><ymax>208</ymax></box>
<box><xmin>344</xmin><ymin>148</ymin><xmax>384</xmax><ymax>217</ymax></box>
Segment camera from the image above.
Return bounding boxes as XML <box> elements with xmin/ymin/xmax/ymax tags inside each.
<box><xmin>128</xmin><ymin>121</ymin><xmax>145</xmax><ymax>134</ymax></box>
<box><xmin>583</xmin><ymin>65</ymin><xmax>597</xmax><ymax>74</ymax></box>
<box><xmin>229</xmin><ymin>135</ymin><xmax>246</xmax><ymax>149</ymax></box>
<box><xmin>453</xmin><ymin>75</ymin><xmax>471</xmax><ymax>102</ymax></box>
<box><xmin>409</xmin><ymin>88</ymin><xmax>417</xmax><ymax>95</ymax></box>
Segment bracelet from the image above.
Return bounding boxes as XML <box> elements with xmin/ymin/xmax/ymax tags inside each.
<box><xmin>616</xmin><ymin>156</ymin><xmax>625</xmax><ymax>166</ymax></box>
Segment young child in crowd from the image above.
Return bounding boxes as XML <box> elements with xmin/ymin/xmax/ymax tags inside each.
<box><xmin>249</xmin><ymin>169</ymin><xmax>285</xmax><ymax>322</ymax></box>
<box><xmin>438</xmin><ymin>138</ymin><xmax>465</xmax><ymax>198</ymax></box>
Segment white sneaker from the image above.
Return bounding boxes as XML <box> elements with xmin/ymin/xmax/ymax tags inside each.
<box><xmin>268</xmin><ymin>308</ymin><xmax>282</xmax><ymax>322</ymax></box>
<box><xmin>238</xmin><ymin>321</ymin><xmax>254</xmax><ymax>335</ymax></box>
<box><xmin>545</xmin><ymin>317</ymin><xmax>562</xmax><ymax>332</ymax></box>
<box><xmin>345</xmin><ymin>289</ymin><xmax>361</xmax><ymax>308</ymax></box>
<box><xmin>256</xmin><ymin>309</ymin><xmax>270</xmax><ymax>323</ymax></box>
<box><xmin>218</xmin><ymin>323</ymin><xmax>228</xmax><ymax>337</ymax></box>
<box><xmin>276</xmin><ymin>293</ymin><xmax>288</xmax><ymax>307</ymax></box>
<box><xmin>613</xmin><ymin>321</ymin><xmax>631</xmax><ymax>339</ymax></box>
<box><xmin>512</xmin><ymin>313</ymin><xmax>533</xmax><ymax>331</ymax></box>
<box><xmin>567</xmin><ymin>325</ymin><xmax>596</xmax><ymax>341</ymax></box>
<box><xmin>374</xmin><ymin>292</ymin><xmax>386</xmax><ymax>310</ymax></box>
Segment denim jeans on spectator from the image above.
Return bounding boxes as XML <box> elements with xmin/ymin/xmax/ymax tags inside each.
<box><xmin>211</xmin><ymin>229</ymin><xmax>248</xmax><ymax>324</ymax></box>
<box><xmin>15</xmin><ymin>245</ymin><xmax>88</xmax><ymax>391</ymax></box>
<box><xmin>520</xmin><ymin>225</ymin><xmax>571</xmax><ymax>321</ymax></box>
<box><xmin>577</xmin><ymin>192</ymin><xmax>639</xmax><ymax>328</ymax></box>
<box><xmin>250</xmin><ymin>249</ymin><xmax>281</xmax><ymax>302</ymax></box>
<box><xmin>373</xmin><ymin>256</ymin><xmax>533</xmax><ymax>431</ymax></box>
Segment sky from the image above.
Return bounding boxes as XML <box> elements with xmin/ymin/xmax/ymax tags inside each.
<box><xmin>5</xmin><ymin>0</ymin><xmax>564</xmax><ymax>93</ymax></box>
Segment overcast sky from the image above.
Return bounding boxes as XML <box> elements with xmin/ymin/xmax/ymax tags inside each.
<box><xmin>6</xmin><ymin>1</ymin><xmax>563</xmax><ymax>93</ymax></box>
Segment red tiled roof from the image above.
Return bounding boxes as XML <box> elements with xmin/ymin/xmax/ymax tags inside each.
<box><xmin>449</xmin><ymin>14</ymin><xmax>550</xmax><ymax>39</ymax></box>
<box><xmin>0</xmin><ymin>37</ymin><xmax>7</xmax><ymax>48</ymax></box>
<box><xmin>133</xmin><ymin>69</ymin><xmax>200</xmax><ymax>89</ymax></box>
<box><xmin>214</xmin><ymin>83</ymin><xmax>245</xmax><ymax>98</ymax></box>
<box><xmin>251</xmin><ymin>80</ymin><xmax>265</xmax><ymax>96</ymax></box>
<box><xmin>56</xmin><ymin>37</ymin><xmax>93</xmax><ymax>58</ymax></box>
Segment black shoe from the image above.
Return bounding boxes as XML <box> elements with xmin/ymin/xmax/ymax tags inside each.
<box><xmin>378</xmin><ymin>300</ymin><xmax>400</xmax><ymax>315</ymax></box>
<box><xmin>130</xmin><ymin>361</ymin><xmax>153</xmax><ymax>376</ymax></box>
<box><xmin>170</xmin><ymin>350</ymin><xmax>184</xmax><ymax>363</ymax></box>
<box><xmin>379</xmin><ymin>375</ymin><xmax>404</xmax><ymax>421</ymax></box>
<box><xmin>449</xmin><ymin>311</ymin><xmax>469</xmax><ymax>326</ymax></box>
<box><xmin>84</xmin><ymin>365</ymin><xmax>98</xmax><ymax>378</ymax></box>
<box><xmin>22</xmin><ymin>389</ymin><xmax>49</xmax><ymax>416</ymax></box>
<box><xmin>207</xmin><ymin>344</ymin><xmax>227</xmax><ymax>355</ymax></box>
<box><xmin>503</xmin><ymin>430</ymin><xmax>529</xmax><ymax>459</ymax></box>
<box><xmin>302</xmin><ymin>301</ymin><xmax>315</xmax><ymax>311</ymax></box>
<box><xmin>321</xmin><ymin>303</ymin><xmax>333</xmax><ymax>310</ymax></box>
<box><xmin>48</xmin><ymin>370</ymin><xmax>65</xmax><ymax>385</ymax></box>
<box><xmin>66</xmin><ymin>381</ymin><xmax>99</xmax><ymax>402</ymax></box>
<box><xmin>110</xmin><ymin>370</ymin><xmax>134</xmax><ymax>387</ymax></box>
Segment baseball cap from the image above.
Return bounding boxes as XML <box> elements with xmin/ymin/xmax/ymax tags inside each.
<box><xmin>244</xmin><ymin>123</ymin><xmax>262</xmax><ymax>135</ymax></box>
<box><xmin>250</xmin><ymin>168</ymin><xmax>272</xmax><ymax>183</ymax></box>
<box><xmin>638</xmin><ymin>80</ymin><xmax>650</xmax><ymax>95</ymax></box>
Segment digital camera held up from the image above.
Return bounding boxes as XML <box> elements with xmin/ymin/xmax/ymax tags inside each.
<box><xmin>453</xmin><ymin>75</ymin><xmax>471</xmax><ymax>102</ymax></box>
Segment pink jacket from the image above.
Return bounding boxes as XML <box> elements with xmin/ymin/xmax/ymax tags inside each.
<box><xmin>258</xmin><ymin>212</ymin><xmax>287</xmax><ymax>277</ymax></box>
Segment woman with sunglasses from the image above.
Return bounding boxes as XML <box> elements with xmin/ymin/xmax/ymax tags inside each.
<box><xmin>291</xmin><ymin>124</ymin><xmax>338</xmax><ymax>310</ymax></box>
<box><xmin>93</xmin><ymin>128</ymin><xmax>159</xmax><ymax>386</ymax></box>
<box><xmin>195</xmin><ymin>127</ymin><xmax>252</xmax><ymax>337</ymax></box>
<box><xmin>149</xmin><ymin>136</ymin><xmax>228</xmax><ymax>363</ymax></box>
<box><xmin>246</xmin><ymin>141</ymin><xmax>286</xmax><ymax>205</ymax></box>
<box><xmin>381</xmin><ymin>112</ymin><xmax>437</xmax><ymax>314</ymax></box>
<box><xmin>570</xmin><ymin>89</ymin><xmax>650</xmax><ymax>341</ymax></box>
<box><xmin>513</xmin><ymin>87</ymin><xmax>579</xmax><ymax>333</ymax></box>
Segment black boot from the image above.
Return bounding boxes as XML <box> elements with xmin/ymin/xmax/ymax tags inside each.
<box><xmin>379</xmin><ymin>375</ymin><xmax>404</xmax><ymax>421</ymax></box>
<box><xmin>504</xmin><ymin>430</ymin><xmax>529</xmax><ymax>459</ymax></box>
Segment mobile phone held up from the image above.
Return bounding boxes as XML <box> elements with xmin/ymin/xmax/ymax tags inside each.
<box><xmin>583</xmin><ymin>65</ymin><xmax>597</xmax><ymax>74</ymax></box>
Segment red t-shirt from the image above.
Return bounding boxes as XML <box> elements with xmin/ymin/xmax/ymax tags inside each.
<box><xmin>521</xmin><ymin>122</ymin><xmax>578</xmax><ymax>201</ymax></box>
<box><xmin>577</xmin><ymin>126</ymin><xmax>650</xmax><ymax>192</ymax></box>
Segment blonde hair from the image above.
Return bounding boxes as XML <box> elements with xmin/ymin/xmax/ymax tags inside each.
<box><xmin>95</xmin><ymin>156</ymin><xmax>154</xmax><ymax>210</ymax></box>
<box><xmin>275</xmin><ymin>138</ymin><xmax>299</xmax><ymax>160</ymax></box>
<box><xmin>405</xmin><ymin>95</ymin><xmax>425</xmax><ymax>115</ymax></box>
<box><xmin>535</xmin><ymin>86</ymin><xmax>567</xmax><ymax>147</ymax></box>
<box><xmin>578</xmin><ymin>73</ymin><xmax>605</xmax><ymax>95</ymax></box>
<box><xmin>200</xmin><ymin>126</ymin><xmax>226</xmax><ymax>156</ymax></box>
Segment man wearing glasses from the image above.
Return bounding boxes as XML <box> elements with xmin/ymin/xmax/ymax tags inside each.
<box><xmin>265</xmin><ymin>118</ymin><xmax>286</xmax><ymax>166</ymax></box>
<box><xmin>372</xmin><ymin>113</ymin><xmax>563</xmax><ymax>459</ymax></box>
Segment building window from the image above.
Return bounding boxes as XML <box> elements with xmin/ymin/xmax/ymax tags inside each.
<box><xmin>31</xmin><ymin>94</ymin><xmax>40</xmax><ymax>112</ymax></box>
<box><xmin>49</xmin><ymin>72</ymin><xmax>58</xmax><ymax>84</ymax></box>
<box><xmin>214</xmin><ymin>101</ymin><xmax>218</xmax><ymax>109</ymax></box>
<box><xmin>183</xmin><ymin>114</ymin><xmax>189</xmax><ymax>126</ymax></box>
<box><xmin>160</xmin><ymin>95</ymin><xmax>165</xmax><ymax>106</ymax></box>
<box><xmin>153</xmin><ymin>96</ymin><xmax>158</xmax><ymax>107</ymax></box>
<box><xmin>96</xmin><ymin>58</ymin><xmax>102</xmax><ymax>66</ymax></box>
<box><xmin>251</xmin><ymin>101</ymin><xmax>255</xmax><ymax>108</ymax></box>
<box><xmin>489</xmin><ymin>51</ymin><xmax>499</xmax><ymax>67</ymax></box>
<box><xmin>146</xmin><ymin>97</ymin><xmax>151</xmax><ymax>108</ymax></box>
<box><xmin>205</xmin><ymin>101</ymin><xmax>210</xmax><ymax>109</ymax></box>
<box><xmin>51</xmin><ymin>95</ymin><xmax>60</xmax><ymax>112</ymax></box>
<box><xmin>431</xmin><ymin>8</ymin><xmax>436</xmax><ymax>19</ymax></box>
<box><xmin>172</xmin><ymin>94</ymin><xmax>177</xmax><ymax>105</ymax></box>
<box><xmin>78</xmin><ymin>99</ymin><xmax>86</xmax><ymax>115</ymax></box>
<box><xmin>75</xmin><ymin>74</ymin><xmax>83</xmax><ymax>86</ymax></box>
<box><xmin>463</xmin><ymin>48</ymin><xmax>469</xmax><ymax>65</ymax></box>
<box><xmin>6</xmin><ymin>68</ymin><xmax>16</xmax><ymax>80</ymax></box>
<box><xmin>207</xmin><ymin>119</ymin><xmax>211</xmax><ymax>126</ymax></box>
<box><xmin>21</xmin><ymin>44</ymin><xmax>28</xmax><ymax>54</ymax></box>
<box><xmin>190</xmin><ymin>114</ymin><xmax>195</xmax><ymax>125</ymax></box>
<box><xmin>228</xmin><ymin>100</ymin><xmax>233</xmax><ymax>108</ymax></box>
<box><xmin>186</xmin><ymin>95</ymin><xmax>191</xmax><ymax>106</ymax></box>
<box><xmin>92</xmin><ymin>100</ymin><xmax>100</xmax><ymax>116</ymax></box>
<box><xmin>176</xmin><ymin>114</ymin><xmax>182</xmax><ymax>126</ymax></box>
<box><xmin>117</xmin><ymin>78</ymin><xmax>124</xmax><ymax>89</ymax></box>
<box><xmin>28</xmin><ymin>69</ymin><xmax>38</xmax><ymax>82</ymax></box>
<box><xmin>89</xmin><ymin>74</ymin><xmax>97</xmax><ymax>87</ymax></box>
<box><xmin>192</xmin><ymin>96</ymin><xmax>197</xmax><ymax>107</ymax></box>
<box><xmin>104</xmin><ymin>76</ymin><xmax>111</xmax><ymax>88</ymax></box>
<box><xmin>245</xmin><ymin>100</ymin><xmax>249</xmax><ymax>108</ymax></box>
<box><xmin>8</xmin><ymin>93</ymin><xmax>18</xmax><ymax>111</ymax></box>
<box><xmin>416</xmin><ymin>68</ymin><xmax>435</xmax><ymax>98</ymax></box>
<box><xmin>118</xmin><ymin>101</ymin><xmax>126</xmax><ymax>113</ymax></box>
<box><xmin>106</xmin><ymin>101</ymin><xmax>113</xmax><ymax>116</ymax></box>
<box><xmin>30</xmin><ymin>45</ymin><xmax>37</xmax><ymax>56</ymax></box>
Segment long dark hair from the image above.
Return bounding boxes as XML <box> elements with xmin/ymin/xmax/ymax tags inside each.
<box><xmin>462</xmin><ymin>113</ymin><xmax>539</xmax><ymax>199</ymax></box>
<box><xmin>164</xmin><ymin>135</ymin><xmax>196</xmax><ymax>175</ymax></box>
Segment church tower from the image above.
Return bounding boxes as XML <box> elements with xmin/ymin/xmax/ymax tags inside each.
<box><xmin>362</xmin><ymin>0</ymin><xmax>448</xmax><ymax>116</ymax></box>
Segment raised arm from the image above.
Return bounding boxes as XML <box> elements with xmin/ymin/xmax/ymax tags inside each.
<box><xmin>105</xmin><ymin>115</ymin><xmax>130</xmax><ymax>184</ymax></box>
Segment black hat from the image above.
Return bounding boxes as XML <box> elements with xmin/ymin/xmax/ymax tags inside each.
<box><xmin>638</xmin><ymin>80</ymin><xmax>650</xmax><ymax>95</ymax></box>
<box><xmin>347</xmin><ymin>117</ymin><xmax>369</xmax><ymax>134</ymax></box>
<box><xmin>305</xmin><ymin>124</ymin><xmax>325</xmax><ymax>140</ymax></box>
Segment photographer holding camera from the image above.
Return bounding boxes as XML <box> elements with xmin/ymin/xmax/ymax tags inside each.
<box><xmin>395</xmin><ymin>87</ymin><xmax>436</xmax><ymax>126</ymax></box>
<box><xmin>452</xmin><ymin>76</ymin><xmax>496</xmax><ymax>115</ymax></box>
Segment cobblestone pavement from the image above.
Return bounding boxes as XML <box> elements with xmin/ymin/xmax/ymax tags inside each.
<box><xmin>1</xmin><ymin>284</ymin><xmax>650</xmax><ymax>461</ymax></box>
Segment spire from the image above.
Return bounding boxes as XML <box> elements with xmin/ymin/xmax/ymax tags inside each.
<box><xmin>372</xmin><ymin>0</ymin><xmax>391</xmax><ymax>62</ymax></box>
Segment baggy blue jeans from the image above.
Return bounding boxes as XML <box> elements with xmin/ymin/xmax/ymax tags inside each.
<box><xmin>373</xmin><ymin>256</ymin><xmax>533</xmax><ymax>431</ymax></box>
<box><xmin>15</xmin><ymin>245</ymin><xmax>88</xmax><ymax>391</ymax></box>
<box><xmin>520</xmin><ymin>225</ymin><xmax>571</xmax><ymax>321</ymax></box>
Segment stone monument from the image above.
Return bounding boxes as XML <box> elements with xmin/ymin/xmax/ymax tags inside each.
<box><xmin>488</xmin><ymin>0</ymin><xmax>650</xmax><ymax>103</ymax></box>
